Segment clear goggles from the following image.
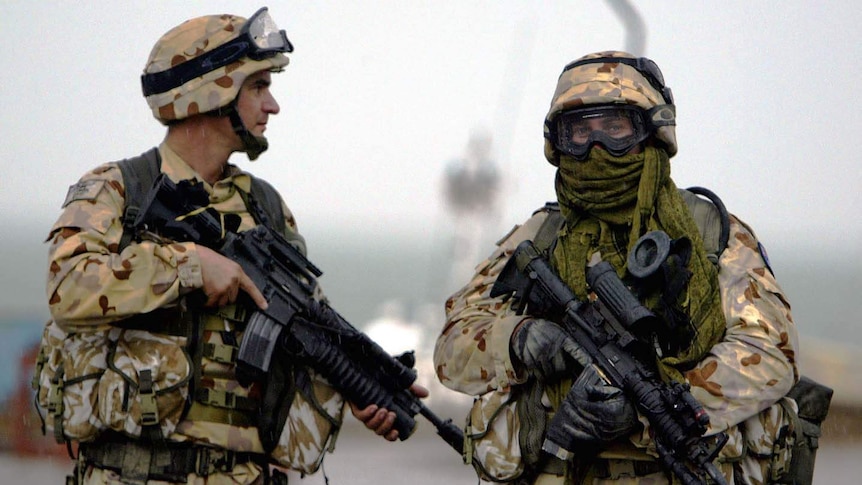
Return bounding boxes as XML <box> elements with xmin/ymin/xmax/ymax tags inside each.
<box><xmin>551</xmin><ymin>105</ymin><xmax>651</xmax><ymax>160</ymax></box>
<box><xmin>142</xmin><ymin>7</ymin><xmax>293</xmax><ymax>96</ymax></box>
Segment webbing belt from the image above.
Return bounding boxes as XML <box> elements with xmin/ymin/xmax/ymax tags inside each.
<box><xmin>80</xmin><ymin>437</ymin><xmax>265</xmax><ymax>482</ymax></box>
<box><xmin>592</xmin><ymin>458</ymin><xmax>664</xmax><ymax>479</ymax></box>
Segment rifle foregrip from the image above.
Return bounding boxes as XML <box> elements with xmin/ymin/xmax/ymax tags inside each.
<box><xmin>323</xmin><ymin>350</ymin><xmax>418</xmax><ymax>440</ymax></box>
<box><xmin>285</xmin><ymin>325</ymin><xmax>418</xmax><ymax>440</ymax></box>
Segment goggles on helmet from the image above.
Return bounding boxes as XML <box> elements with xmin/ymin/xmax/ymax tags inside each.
<box><xmin>142</xmin><ymin>7</ymin><xmax>293</xmax><ymax>97</ymax></box>
<box><xmin>551</xmin><ymin>105</ymin><xmax>651</xmax><ymax>160</ymax></box>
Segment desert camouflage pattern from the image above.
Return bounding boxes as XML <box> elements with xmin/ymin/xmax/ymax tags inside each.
<box><xmin>270</xmin><ymin>371</ymin><xmax>345</xmax><ymax>473</ymax></box>
<box><xmin>434</xmin><ymin>207</ymin><xmax>800</xmax><ymax>484</ymax></box>
<box><xmin>98</xmin><ymin>327</ymin><xmax>191</xmax><ymax>437</ymax></box>
<box><xmin>465</xmin><ymin>388</ymin><xmax>524</xmax><ymax>480</ymax></box>
<box><xmin>36</xmin><ymin>319</ymin><xmax>107</xmax><ymax>441</ymax></box>
<box><xmin>35</xmin><ymin>320</ymin><xmax>192</xmax><ymax>440</ymax></box>
<box><xmin>544</xmin><ymin>51</ymin><xmax>678</xmax><ymax>162</ymax></box>
<box><xmin>144</xmin><ymin>13</ymin><xmax>289</xmax><ymax>124</ymax></box>
<box><xmin>40</xmin><ymin>143</ymin><xmax>344</xmax><ymax>480</ymax></box>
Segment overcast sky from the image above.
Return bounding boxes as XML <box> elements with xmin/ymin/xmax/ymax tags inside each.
<box><xmin>2</xmin><ymin>1</ymin><xmax>860</xmax><ymax>264</ymax></box>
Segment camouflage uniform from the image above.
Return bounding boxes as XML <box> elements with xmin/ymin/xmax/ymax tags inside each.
<box><xmin>434</xmin><ymin>208</ymin><xmax>799</xmax><ymax>484</ymax></box>
<box><xmin>434</xmin><ymin>51</ymin><xmax>800</xmax><ymax>485</ymax></box>
<box><xmin>45</xmin><ymin>143</ymin><xmax>344</xmax><ymax>484</ymax></box>
<box><xmin>37</xmin><ymin>10</ymin><xmax>347</xmax><ymax>483</ymax></box>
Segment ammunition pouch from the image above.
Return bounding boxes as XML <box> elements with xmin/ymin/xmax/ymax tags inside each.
<box><xmin>34</xmin><ymin>320</ymin><xmax>108</xmax><ymax>442</ymax></box>
<box><xmin>464</xmin><ymin>388</ymin><xmax>526</xmax><ymax>482</ymax></box>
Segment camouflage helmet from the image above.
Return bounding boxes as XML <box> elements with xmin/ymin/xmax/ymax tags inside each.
<box><xmin>142</xmin><ymin>7</ymin><xmax>292</xmax><ymax>124</ymax></box>
<box><xmin>543</xmin><ymin>51</ymin><xmax>677</xmax><ymax>164</ymax></box>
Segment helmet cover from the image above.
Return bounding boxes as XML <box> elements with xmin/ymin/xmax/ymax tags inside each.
<box><xmin>143</xmin><ymin>11</ymin><xmax>289</xmax><ymax>124</ymax></box>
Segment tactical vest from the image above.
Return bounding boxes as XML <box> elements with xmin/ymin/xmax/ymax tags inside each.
<box><xmin>113</xmin><ymin>147</ymin><xmax>314</xmax><ymax>441</ymax></box>
<box><xmin>512</xmin><ymin>188</ymin><xmax>831</xmax><ymax>485</ymax></box>
<box><xmin>36</xmin><ymin>151</ymin><xmax>349</xmax><ymax>482</ymax></box>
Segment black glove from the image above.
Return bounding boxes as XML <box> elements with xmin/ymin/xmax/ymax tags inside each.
<box><xmin>511</xmin><ymin>319</ymin><xmax>591</xmax><ymax>381</ymax></box>
<box><xmin>543</xmin><ymin>364</ymin><xmax>638</xmax><ymax>458</ymax></box>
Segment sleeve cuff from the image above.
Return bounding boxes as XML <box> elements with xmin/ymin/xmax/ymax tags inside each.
<box><xmin>177</xmin><ymin>243</ymin><xmax>203</xmax><ymax>291</ymax></box>
<box><xmin>491</xmin><ymin>315</ymin><xmax>531</xmax><ymax>389</ymax></box>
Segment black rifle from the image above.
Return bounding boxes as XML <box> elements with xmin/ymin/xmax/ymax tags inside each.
<box><xmin>490</xmin><ymin>232</ymin><xmax>728</xmax><ymax>485</ymax></box>
<box><xmin>133</xmin><ymin>174</ymin><xmax>464</xmax><ymax>454</ymax></box>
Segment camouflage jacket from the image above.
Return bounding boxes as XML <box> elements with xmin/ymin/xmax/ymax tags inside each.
<box><xmin>434</xmin><ymin>206</ymin><xmax>800</xmax><ymax>484</ymax></box>
<box><xmin>44</xmin><ymin>143</ymin><xmax>344</xmax><ymax>475</ymax></box>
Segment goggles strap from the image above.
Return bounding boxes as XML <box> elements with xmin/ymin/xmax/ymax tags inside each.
<box><xmin>142</xmin><ymin>8</ymin><xmax>291</xmax><ymax>97</ymax></box>
<box><xmin>647</xmin><ymin>105</ymin><xmax>676</xmax><ymax>128</ymax></box>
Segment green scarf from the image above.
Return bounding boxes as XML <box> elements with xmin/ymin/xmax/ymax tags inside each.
<box><xmin>550</xmin><ymin>147</ymin><xmax>725</xmax><ymax>383</ymax></box>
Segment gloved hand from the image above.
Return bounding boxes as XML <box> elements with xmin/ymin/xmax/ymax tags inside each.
<box><xmin>543</xmin><ymin>364</ymin><xmax>638</xmax><ymax>457</ymax></box>
<box><xmin>510</xmin><ymin>319</ymin><xmax>591</xmax><ymax>381</ymax></box>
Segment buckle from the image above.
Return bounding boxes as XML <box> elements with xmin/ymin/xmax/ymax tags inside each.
<box><xmin>197</xmin><ymin>388</ymin><xmax>237</xmax><ymax>409</ymax></box>
<box><xmin>138</xmin><ymin>369</ymin><xmax>159</xmax><ymax>426</ymax></box>
<box><xmin>203</xmin><ymin>342</ymin><xmax>238</xmax><ymax>364</ymax></box>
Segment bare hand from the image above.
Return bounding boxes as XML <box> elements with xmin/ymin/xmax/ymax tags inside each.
<box><xmin>197</xmin><ymin>246</ymin><xmax>268</xmax><ymax>310</ymax></box>
<box><xmin>349</xmin><ymin>383</ymin><xmax>430</xmax><ymax>441</ymax></box>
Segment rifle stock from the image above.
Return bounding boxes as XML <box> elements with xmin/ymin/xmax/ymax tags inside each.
<box><xmin>134</xmin><ymin>174</ymin><xmax>464</xmax><ymax>454</ymax></box>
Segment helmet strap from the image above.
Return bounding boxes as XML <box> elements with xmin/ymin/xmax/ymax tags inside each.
<box><xmin>223</xmin><ymin>105</ymin><xmax>269</xmax><ymax>161</ymax></box>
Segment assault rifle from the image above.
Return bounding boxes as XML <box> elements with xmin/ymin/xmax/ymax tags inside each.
<box><xmin>133</xmin><ymin>174</ymin><xmax>464</xmax><ymax>454</ymax></box>
<box><xmin>490</xmin><ymin>232</ymin><xmax>728</xmax><ymax>485</ymax></box>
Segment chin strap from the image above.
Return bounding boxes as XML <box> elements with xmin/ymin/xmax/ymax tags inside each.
<box><xmin>227</xmin><ymin>108</ymin><xmax>269</xmax><ymax>161</ymax></box>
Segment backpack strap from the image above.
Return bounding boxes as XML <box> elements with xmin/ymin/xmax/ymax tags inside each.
<box><xmin>116</xmin><ymin>148</ymin><xmax>289</xmax><ymax>250</ymax></box>
<box><xmin>246</xmin><ymin>176</ymin><xmax>287</xmax><ymax>236</ymax></box>
<box><xmin>532</xmin><ymin>202</ymin><xmax>564</xmax><ymax>255</ymax></box>
<box><xmin>117</xmin><ymin>148</ymin><xmax>162</xmax><ymax>253</ymax></box>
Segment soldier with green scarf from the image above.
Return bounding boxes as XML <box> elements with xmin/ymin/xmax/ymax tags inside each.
<box><xmin>434</xmin><ymin>51</ymin><xmax>800</xmax><ymax>484</ymax></box>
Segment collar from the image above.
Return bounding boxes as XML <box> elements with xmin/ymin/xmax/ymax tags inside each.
<box><xmin>157</xmin><ymin>142</ymin><xmax>252</xmax><ymax>195</ymax></box>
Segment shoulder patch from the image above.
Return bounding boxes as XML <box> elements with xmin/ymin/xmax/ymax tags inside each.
<box><xmin>62</xmin><ymin>180</ymin><xmax>106</xmax><ymax>208</ymax></box>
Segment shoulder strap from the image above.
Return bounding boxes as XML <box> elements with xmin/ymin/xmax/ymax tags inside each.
<box><xmin>532</xmin><ymin>202</ymin><xmax>564</xmax><ymax>255</ymax></box>
<box><xmin>680</xmin><ymin>186</ymin><xmax>731</xmax><ymax>265</ymax></box>
<box><xmin>117</xmin><ymin>148</ymin><xmax>287</xmax><ymax>239</ymax></box>
<box><xmin>117</xmin><ymin>148</ymin><xmax>162</xmax><ymax>252</ymax></box>
<box><xmin>531</xmin><ymin>188</ymin><xmax>731</xmax><ymax>264</ymax></box>
<box><xmin>247</xmin><ymin>176</ymin><xmax>287</xmax><ymax>236</ymax></box>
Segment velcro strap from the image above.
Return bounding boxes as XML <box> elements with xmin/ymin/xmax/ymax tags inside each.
<box><xmin>195</xmin><ymin>388</ymin><xmax>257</xmax><ymax>411</ymax></box>
<box><xmin>32</xmin><ymin>347</ymin><xmax>47</xmax><ymax>391</ymax></box>
<box><xmin>48</xmin><ymin>364</ymin><xmax>65</xmax><ymax>443</ymax></box>
<box><xmin>463</xmin><ymin>420</ymin><xmax>474</xmax><ymax>466</ymax></box>
<box><xmin>115</xmin><ymin>308</ymin><xmax>190</xmax><ymax>337</ymax></box>
<box><xmin>184</xmin><ymin>401</ymin><xmax>255</xmax><ymax>428</ymax></box>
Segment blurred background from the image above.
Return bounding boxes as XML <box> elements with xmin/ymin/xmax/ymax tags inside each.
<box><xmin>1</xmin><ymin>1</ymin><xmax>859</xmax><ymax>482</ymax></box>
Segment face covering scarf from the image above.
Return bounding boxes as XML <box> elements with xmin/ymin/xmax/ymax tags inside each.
<box><xmin>551</xmin><ymin>146</ymin><xmax>725</xmax><ymax>383</ymax></box>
